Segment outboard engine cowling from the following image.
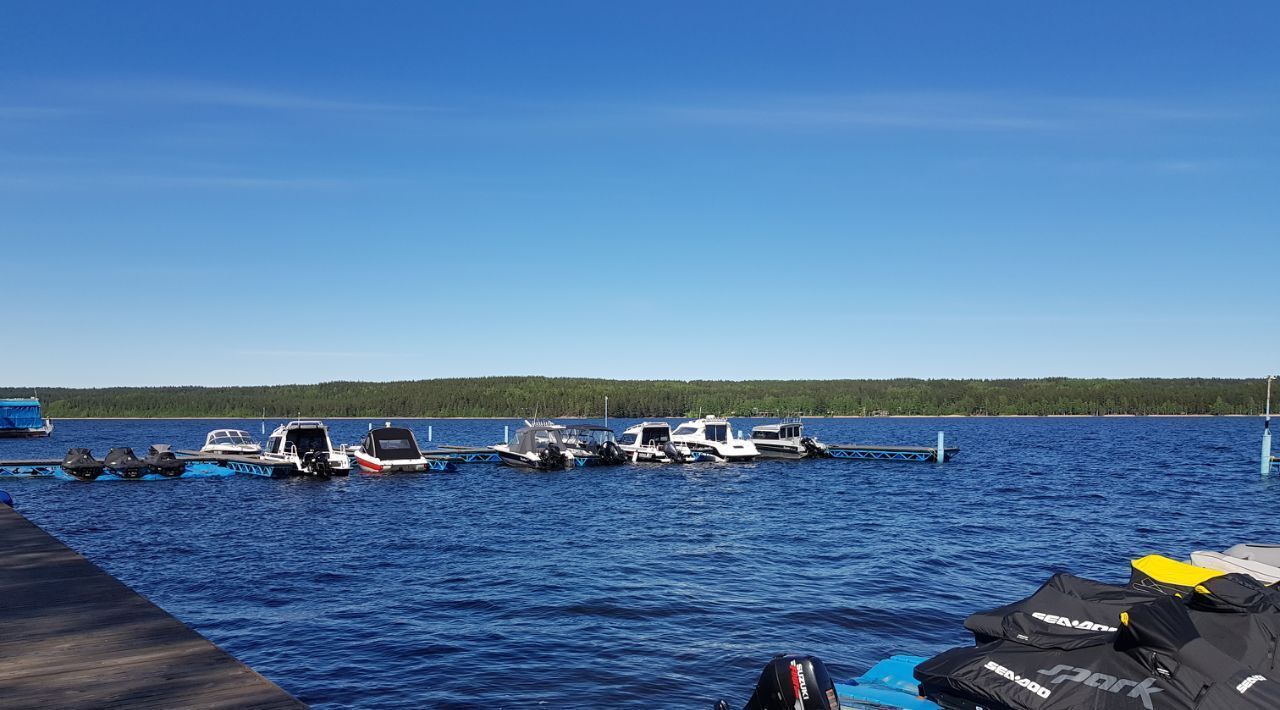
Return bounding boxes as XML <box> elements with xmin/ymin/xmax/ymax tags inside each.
<box><xmin>600</xmin><ymin>440</ymin><xmax>625</xmax><ymax>465</ymax></box>
<box><xmin>62</xmin><ymin>448</ymin><xmax>104</xmax><ymax>481</ymax></box>
<box><xmin>539</xmin><ymin>443</ymin><xmax>564</xmax><ymax>470</ymax></box>
<box><xmin>716</xmin><ymin>655</ymin><xmax>839</xmax><ymax>710</ymax></box>
<box><xmin>104</xmin><ymin>447</ymin><xmax>148</xmax><ymax>479</ymax></box>
<box><xmin>663</xmin><ymin>441</ymin><xmax>686</xmax><ymax>463</ymax></box>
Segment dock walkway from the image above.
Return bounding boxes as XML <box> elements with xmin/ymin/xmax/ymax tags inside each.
<box><xmin>0</xmin><ymin>505</ymin><xmax>305</xmax><ymax>709</ymax></box>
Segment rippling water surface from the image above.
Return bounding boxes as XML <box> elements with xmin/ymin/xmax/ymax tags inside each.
<box><xmin>2</xmin><ymin>417</ymin><xmax>1276</xmax><ymax>708</ymax></box>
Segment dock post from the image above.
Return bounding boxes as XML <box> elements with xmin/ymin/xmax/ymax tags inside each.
<box><xmin>1264</xmin><ymin>376</ymin><xmax>1275</xmax><ymax>477</ymax></box>
<box><xmin>504</xmin><ymin>425</ymin><xmax>509</xmax><ymax>443</ymax></box>
<box><xmin>937</xmin><ymin>431</ymin><xmax>946</xmax><ymax>463</ymax></box>
<box><xmin>428</xmin><ymin>425</ymin><xmax>433</xmax><ymax>442</ymax></box>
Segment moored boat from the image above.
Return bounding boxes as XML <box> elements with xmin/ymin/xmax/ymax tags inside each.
<box><xmin>0</xmin><ymin>398</ymin><xmax>53</xmax><ymax>438</ymax></box>
<box><xmin>618</xmin><ymin>421</ymin><xmax>697</xmax><ymax>462</ymax></box>
<box><xmin>492</xmin><ymin>422</ymin><xmax>577</xmax><ymax>470</ymax></box>
<box><xmin>261</xmin><ymin>420</ymin><xmax>352</xmax><ymax>477</ymax></box>
<box><xmin>200</xmin><ymin>429</ymin><xmax>263</xmax><ymax>456</ymax></box>
<box><xmin>144</xmin><ymin>444</ymin><xmax>187</xmax><ymax>478</ymax></box>
<box><xmin>61</xmin><ymin>448</ymin><xmax>104</xmax><ymax>480</ymax></box>
<box><xmin>750</xmin><ymin>418</ymin><xmax>828</xmax><ymax>459</ymax></box>
<box><xmin>352</xmin><ymin>426</ymin><xmax>437</xmax><ymax>473</ymax></box>
<box><xmin>558</xmin><ymin>424</ymin><xmax>628</xmax><ymax>465</ymax></box>
<box><xmin>671</xmin><ymin>417</ymin><xmax>758</xmax><ymax>462</ymax></box>
<box><xmin>103</xmin><ymin>447</ymin><xmax>149</xmax><ymax>479</ymax></box>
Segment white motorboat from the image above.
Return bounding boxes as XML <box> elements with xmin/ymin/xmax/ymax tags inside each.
<box><xmin>200</xmin><ymin>429</ymin><xmax>263</xmax><ymax>456</ymax></box>
<box><xmin>352</xmin><ymin>425</ymin><xmax>436</xmax><ymax>473</ymax></box>
<box><xmin>557</xmin><ymin>424</ymin><xmax>628</xmax><ymax>466</ymax></box>
<box><xmin>492</xmin><ymin>422</ymin><xmax>577</xmax><ymax>470</ymax></box>
<box><xmin>750</xmin><ymin>418</ymin><xmax>828</xmax><ymax>459</ymax></box>
<box><xmin>670</xmin><ymin>417</ymin><xmax>758</xmax><ymax>462</ymax></box>
<box><xmin>618</xmin><ymin>421</ymin><xmax>696</xmax><ymax>463</ymax></box>
<box><xmin>261</xmin><ymin>420</ymin><xmax>352</xmax><ymax>476</ymax></box>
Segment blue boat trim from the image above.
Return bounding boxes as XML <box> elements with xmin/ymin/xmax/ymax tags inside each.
<box><xmin>839</xmin><ymin>655</ymin><xmax>937</xmax><ymax>709</ymax></box>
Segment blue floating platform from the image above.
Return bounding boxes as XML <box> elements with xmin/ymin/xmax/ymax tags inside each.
<box><xmin>826</xmin><ymin>445</ymin><xmax>958</xmax><ymax>463</ymax></box>
<box><xmin>838</xmin><ymin>655</ymin><xmax>937</xmax><ymax>709</ymax></box>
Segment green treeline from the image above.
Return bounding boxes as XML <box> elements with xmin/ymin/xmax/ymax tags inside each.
<box><xmin>1</xmin><ymin>377</ymin><xmax>1270</xmax><ymax>418</ymax></box>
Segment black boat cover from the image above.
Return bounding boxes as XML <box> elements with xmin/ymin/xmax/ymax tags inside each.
<box><xmin>918</xmin><ymin>574</ymin><xmax>1280</xmax><ymax>710</ymax></box>
<box><xmin>361</xmin><ymin>427</ymin><xmax>422</xmax><ymax>461</ymax></box>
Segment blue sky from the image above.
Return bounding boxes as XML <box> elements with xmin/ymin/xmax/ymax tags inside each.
<box><xmin>3</xmin><ymin>1</ymin><xmax>1277</xmax><ymax>386</ymax></box>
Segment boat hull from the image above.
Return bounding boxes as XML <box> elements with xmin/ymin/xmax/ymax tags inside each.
<box><xmin>0</xmin><ymin>422</ymin><xmax>53</xmax><ymax>439</ymax></box>
<box><xmin>752</xmin><ymin>442</ymin><xmax>807</xmax><ymax>459</ymax></box>
<box><xmin>354</xmin><ymin>452</ymin><xmax>439</xmax><ymax>473</ymax></box>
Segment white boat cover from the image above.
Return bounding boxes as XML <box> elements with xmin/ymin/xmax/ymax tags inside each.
<box><xmin>1190</xmin><ymin>549</ymin><xmax>1280</xmax><ymax>585</ymax></box>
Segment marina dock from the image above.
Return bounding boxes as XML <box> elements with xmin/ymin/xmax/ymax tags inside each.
<box><xmin>0</xmin><ymin>504</ymin><xmax>305</xmax><ymax>709</ymax></box>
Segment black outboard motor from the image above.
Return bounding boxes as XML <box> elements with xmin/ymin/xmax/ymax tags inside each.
<box><xmin>301</xmin><ymin>451</ymin><xmax>332</xmax><ymax>477</ymax></box>
<box><xmin>663</xmin><ymin>441</ymin><xmax>686</xmax><ymax>463</ymax></box>
<box><xmin>715</xmin><ymin>655</ymin><xmax>839</xmax><ymax>710</ymax></box>
<box><xmin>62</xmin><ymin>448</ymin><xmax>104</xmax><ymax>481</ymax></box>
<box><xmin>104</xmin><ymin>447</ymin><xmax>148</xmax><ymax>479</ymax></box>
<box><xmin>799</xmin><ymin>437</ymin><xmax>825</xmax><ymax>458</ymax></box>
<box><xmin>144</xmin><ymin>445</ymin><xmax>186</xmax><ymax>478</ymax></box>
<box><xmin>539</xmin><ymin>443</ymin><xmax>565</xmax><ymax>470</ymax></box>
<box><xmin>600</xmin><ymin>440</ymin><xmax>626</xmax><ymax>465</ymax></box>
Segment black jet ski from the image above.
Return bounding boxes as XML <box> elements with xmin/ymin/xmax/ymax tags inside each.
<box><xmin>61</xmin><ymin>448</ymin><xmax>104</xmax><ymax>480</ymax></box>
<box><xmin>714</xmin><ymin>655</ymin><xmax>840</xmax><ymax>710</ymax></box>
<box><xmin>915</xmin><ymin>573</ymin><xmax>1280</xmax><ymax>710</ymax></box>
<box><xmin>103</xmin><ymin>447</ymin><xmax>148</xmax><ymax>479</ymax></box>
<box><xmin>143</xmin><ymin>445</ymin><xmax>186</xmax><ymax>478</ymax></box>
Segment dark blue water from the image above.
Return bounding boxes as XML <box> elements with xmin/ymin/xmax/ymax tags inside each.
<box><xmin>1</xmin><ymin>417</ymin><xmax>1275</xmax><ymax>708</ymax></box>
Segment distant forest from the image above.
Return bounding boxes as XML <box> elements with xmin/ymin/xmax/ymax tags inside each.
<box><xmin>1</xmin><ymin>377</ymin><xmax>1270</xmax><ymax>418</ymax></box>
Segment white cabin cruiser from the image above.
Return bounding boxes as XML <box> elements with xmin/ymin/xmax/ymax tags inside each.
<box><xmin>618</xmin><ymin>421</ymin><xmax>695</xmax><ymax>463</ymax></box>
<box><xmin>261</xmin><ymin>420</ymin><xmax>352</xmax><ymax>476</ymax></box>
<box><xmin>492</xmin><ymin>422</ymin><xmax>577</xmax><ymax>470</ymax></box>
<box><xmin>670</xmin><ymin>417</ymin><xmax>758</xmax><ymax>462</ymax></box>
<box><xmin>352</xmin><ymin>425</ymin><xmax>435</xmax><ymax>473</ymax></box>
<box><xmin>750</xmin><ymin>418</ymin><xmax>828</xmax><ymax>459</ymax></box>
<box><xmin>200</xmin><ymin>429</ymin><xmax>263</xmax><ymax>456</ymax></box>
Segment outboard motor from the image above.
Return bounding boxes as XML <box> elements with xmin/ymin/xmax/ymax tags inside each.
<box><xmin>799</xmin><ymin>437</ymin><xmax>826</xmax><ymax>458</ymax></box>
<box><xmin>539</xmin><ymin>443</ymin><xmax>565</xmax><ymax>470</ymax></box>
<box><xmin>62</xmin><ymin>448</ymin><xmax>104</xmax><ymax>480</ymax></box>
<box><xmin>600</xmin><ymin>440</ymin><xmax>625</xmax><ymax>465</ymax></box>
<box><xmin>663</xmin><ymin>441</ymin><xmax>686</xmax><ymax>463</ymax></box>
<box><xmin>144</xmin><ymin>445</ymin><xmax>186</xmax><ymax>478</ymax></box>
<box><xmin>104</xmin><ymin>447</ymin><xmax>148</xmax><ymax>479</ymax></box>
<box><xmin>302</xmin><ymin>451</ymin><xmax>332</xmax><ymax>477</ymax></box>
<box><xmin>715</xmin><ymin>655</ymin><xmax>839</xmax><ymax>710</ymax></box>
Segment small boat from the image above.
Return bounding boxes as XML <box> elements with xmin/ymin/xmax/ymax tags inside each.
<box><xmin>557</xmin><ymin>424</ymin><xmax>628</xmax><ymax>465</ymax></box>
<box><xmin>671</xmin><ymin>417</ymin><xmax>759</xmax><ymax>462</ymax></box>
<box><xmin>61</xmin><ymin>448</ymin><xmax>104</xmax><ymax>480</ymax></box>
<box><xmin>492</xmin><ymin>422</ymin><xmax>577</xmax><ymax>470</ymax></box>
<box><xmin>103</xmin><ymin>447</ymin><xmax>148</xmax><ymax>479</ymax></box>
<box><xmin>0</xmin><ymin>398</ymin><xmax>53</xmax><ymax>438</ymax></box>
<box><xmin>1190</xmin><ymin>543</ymin><xmax>1280</xmax><ymax>585</ymax></box>
<box><xmin>200</xmin><ymin>429</ymin><xmax>263</xmax><ymax>456</ymax></box>
<box><xmin>144</xmin><ymin>445</ymin><xmax>186</xmax><ymax>478</ymax></box>
<box><xmin>750</xmin><ymin>418</ymin><xmax>828</xmax><ymax>459</ymax></box>
<box><xmin>618</xmin><ymin>421</ymin><xmax>696</xmax><ymax>463</ymax></box>
<box><xmin>353</xmin><ymin>426</ymin><xmax>436</xmax><ymax>473</ymax></box>
<box><xmin>261</xmin><ymin>420</ymin><xmax>352</xmax><ymax>477</ymax></box>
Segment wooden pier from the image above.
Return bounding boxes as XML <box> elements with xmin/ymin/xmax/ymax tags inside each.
<box><xmin>0</xmin><ymin>504</ymin><xmax>305</xmax><ymax>708</ymax></box>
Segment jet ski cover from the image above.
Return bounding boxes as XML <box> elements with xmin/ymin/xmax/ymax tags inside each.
<box><xmin>1130</xmin><ymin>555</ymin><xmax>1224</xmax><ymax>596</ymax></box>
<box><xmin>965</xmin><ymin>572</ymin><xmax>1162</xmax><ymax>648</ymax></box>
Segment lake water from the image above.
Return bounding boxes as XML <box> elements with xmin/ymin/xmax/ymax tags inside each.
<box><xmin>1</xmin><ymin>417</ymin><xmax>1275</xmax><ymax>708</ymax></box>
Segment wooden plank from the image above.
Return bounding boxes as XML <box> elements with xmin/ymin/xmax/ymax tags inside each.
<box><xmin>0</xmin><ymin>506</ymin><xmax>306</xmax><ymax>709</ymax></box>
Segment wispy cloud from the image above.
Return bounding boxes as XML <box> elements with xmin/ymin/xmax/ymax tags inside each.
<box><xmin>0</xmin><ymin>173</ymin><xmax>351</xmax><ymax>190</ymax></box>
<box><xmin>54</xmin><ymin>78</ymin><xmax>437</xmax><ymax>114</ymax></box>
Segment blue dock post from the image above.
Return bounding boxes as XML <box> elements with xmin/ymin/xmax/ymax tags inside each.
<box><xmin>937</xmin><ymin>431</ymin><xmax>945</xmax><ymax>463</ymax></box>
<box><xmin>1264</xmin><ymin>376</ymin><xmax>1275</xmax><ymax>477</ymax></box>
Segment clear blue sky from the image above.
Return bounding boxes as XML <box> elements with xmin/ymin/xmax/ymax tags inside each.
<box><xmin>4</xmin><ymin>1</ymin><xmax>1277</xmax><ymax>386</ymax></box>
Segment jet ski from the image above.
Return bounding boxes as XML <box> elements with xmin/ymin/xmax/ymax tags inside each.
<box><xmin>61</xmin><ymin>448</ymin><xmax>104</xmax><ymax>480</ymax></box>
<box><xmin>915</xmin><ymin>572</ymin><xmax>1280</xmax><ymax>709</ymax></box>
<box><xmin>143</xmin><ymin>444</ymin><xmax>186</xmax><ymax>478</ymax></box>
<box><xmin>103</xmin><ymin>447</ymin><xmax>149</xmax><ymax>479</ymax></box>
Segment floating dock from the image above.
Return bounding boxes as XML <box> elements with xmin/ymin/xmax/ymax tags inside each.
<box><xmin>826</xmin><ymin>444</ymin><xmax>958</xmax><ymax>462</ymax></box>
<box><xmin>422</xmin><ymin>445</ymin><xmax>502</xmax><ymax>464</ymax></box>
<box><xmin>0</xmin><ymin>504</ymin><xmax>304</xmax><ymax>708</ymax></box>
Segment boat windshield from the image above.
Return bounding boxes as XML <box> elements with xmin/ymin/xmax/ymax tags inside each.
<box><xmin>705</xmin><ymin>423</ymin><xmax>728</xmax><ymax>442</ymax></box>
<box><xmin>210</xmin><ymin>431</ymin><xmax>256</xmax><ymax>446</ymax></box>
<box><xmin>561</xmin><ymin>428</ymin><xmax>617</xmax><ymax>447</ymax></box>
<box><xmin>673</xmin><ymin>425</ymin><xmax>698</xmax><ymax>436</ymax></box>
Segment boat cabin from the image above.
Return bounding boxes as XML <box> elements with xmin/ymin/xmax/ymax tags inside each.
<box><xmin>266</xmin><ymin>421</ymin><xmax>335</xmax><ymax>457</ymax></box>
<box><xmin>359</xmin><ymin>427</ymin><xmax>423</xmax><ymax>461</ymax></box>
<box><xmin>560</xmin><ymin>424</ymin><xmax>617</xmax><ymax>450</ymax></box>
<box><xmin>204</xmin><ymin>429</ymin><xmax>260</xmax><ymax>450</ymax></box>
<box><xmin>507</xmin><ymin>425</ymin><xmax>567</xmax><ymax>456</ymax></box>
<box><xmin>752</xmin><ymin>421</ymin><xmax>804</xmax><ymax>441</ymax></box>
<box><xmin>619</xmin><ymin>422</ymin><xmax>672</xmax><ymax>447</ymax></box>
<box><xmin>673</xmin><ymin>418</ymin><xmax>731</xmax><ymax>443</ymax></box>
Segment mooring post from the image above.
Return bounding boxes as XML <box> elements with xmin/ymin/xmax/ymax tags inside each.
<box><xmin>504</xmin><ymin>425</ymin><xmax>509</xmax><ymax>443</ymax></box>
<box><xmin>1264</xmin><ymin>376</ymin><xmax>1275</xmax><ymax>477</ymax></box>
<box><xmin>428</xmin><ymin>425</ymin><xmax>433</xmax><ymax>443</ymax></box>
<box><xmin>937</xmin><ymin>431</ymin><xmax>946</xmax><ymax>463</ymax></box>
